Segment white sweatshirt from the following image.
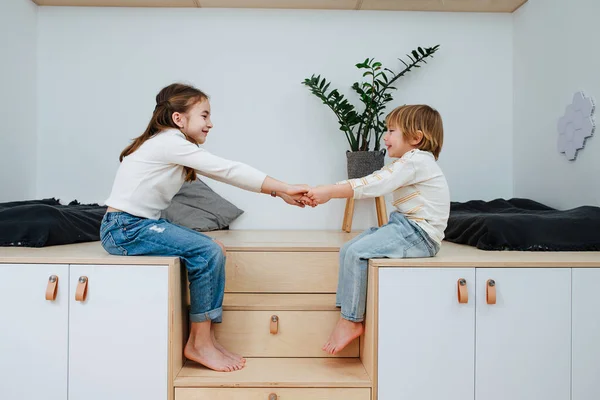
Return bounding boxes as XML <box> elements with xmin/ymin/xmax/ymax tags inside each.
<box><xmin>338</xmin><ymin>149</ymin><xmax>450</xmax><ymax>244</ymax></box>
<box><xmin>105</xmin><ymin>129</ymin><xmax>267</xmax><ymax>219</ymax></box>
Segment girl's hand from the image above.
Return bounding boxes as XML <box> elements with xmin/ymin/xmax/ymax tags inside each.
<box><xmin>286</xmin><ymin>184</ymin><xmax>311</xmax><ymax>196</ymax></box>
<box><xmin>306</xmin><ymin>186</ymin><xmax>333</xmax><ymax>205</ymax></box>
<box><xmin>279</xmin><ymin>192</ymin><xmax>306</xmax><ymax>208</ymax></box>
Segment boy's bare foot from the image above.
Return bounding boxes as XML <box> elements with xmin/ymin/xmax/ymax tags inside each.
<box><xmin>211</xmin><ymin>328</ymin><xmax>246</xmax><ymax>363</ymax></box>
<box><xmin>184</xmin><ymin>341</ymin><xmax>244</xmax><ymax>372</ymax></box>
<box><xmin>322</xmin><ymin>318</ymin><xmax>364</xmax><ymax>355</ymax></box>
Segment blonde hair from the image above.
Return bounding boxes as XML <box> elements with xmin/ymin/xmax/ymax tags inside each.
<box><xmin>385</xmin><ymin>104</ymin><xmax>443</xmax><ymax>160</ymax></box>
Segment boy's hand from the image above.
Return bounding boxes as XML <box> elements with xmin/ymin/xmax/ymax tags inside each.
<box><xmin>306</xmin><ymin>186</ymin><xmax>333</xmax><ymax>205</ymax></box>
<box><xmin>298</xmin><ymin>192</ymin><xmax>318</xmax><ymax>207</ymax></box>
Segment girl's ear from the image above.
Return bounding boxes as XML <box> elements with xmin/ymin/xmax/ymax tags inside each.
<box><xmin>410</xmin><ymin>130</ymin><xmax>424</xmax><ymax>145</ymax></box>
<box><xmin>172</xmin><ymin>112</ymin><xmax>184</xmax><ymax>128</ymax></box>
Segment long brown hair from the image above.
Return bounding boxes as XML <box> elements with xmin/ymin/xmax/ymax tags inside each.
<box><xmin>386</xmin><ymin>104</ymin><xmax>444</xmax><ymax>160</ymax></box>
<box><xmin>120</xmin><ymin>83</ymin><xmax>209</xmax><ymax>182</ymax></box>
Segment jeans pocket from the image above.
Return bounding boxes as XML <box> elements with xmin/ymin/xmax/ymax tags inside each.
<box><xmin>101</xmin><ymin>232</ymin><xmax>127</xmax><ymax>256</ymax></box>
<box><xmin>121</xmin><ymin>217</ymin><xmax>152</xmax><ymax>240</ymax></box>
<box><xmin>100</xmin><ymin>218</ymin><xmax>116</xmax><ymax>237</ymax></box>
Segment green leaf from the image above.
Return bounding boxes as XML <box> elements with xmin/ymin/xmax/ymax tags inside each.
<box><xmin>302</xmin><ymin>44</ymin><xmax>441</xmax><ymax>151</ymax></box>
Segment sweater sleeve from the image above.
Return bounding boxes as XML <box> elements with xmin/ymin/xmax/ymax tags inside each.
<box><xmin>161</xmin><ymin>133</ymin><xmax>267</xmax><ymax>192</ymax></box>
<box><xmin>336</xmin><ymin>159</ymin><xmax>417</xmax><ymax>199</ymax></box>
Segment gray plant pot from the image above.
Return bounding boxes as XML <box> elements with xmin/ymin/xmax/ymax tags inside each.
<box><xmin>346</xmin><ymin>150</ymin><xmax>386</xmax><ymax>179</ymax></box>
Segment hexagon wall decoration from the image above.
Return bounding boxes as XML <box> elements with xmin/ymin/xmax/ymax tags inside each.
<box><xmin>557</xmin><ymin>91</ymin><xmax>595</xmax><ymax>161</ymax></box>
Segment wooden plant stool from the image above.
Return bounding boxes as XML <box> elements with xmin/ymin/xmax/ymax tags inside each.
<box><xmin>342</xmin><ymin>196</ymin><xmax>388</xmax><ymax>233</ymax></box>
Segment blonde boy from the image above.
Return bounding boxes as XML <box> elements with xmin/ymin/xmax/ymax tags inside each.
<box><xmin>306</xmin><ymin>105</ymin><xmax>450</xmax><ymax>354</ymax></box>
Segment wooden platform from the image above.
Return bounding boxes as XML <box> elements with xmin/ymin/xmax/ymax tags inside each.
<box><xmin>2</xmin><ymin>231</ymin><xmax>599</xmax><ymax>267</ymax></box>
<box><xmin>2</xmin><ymin>230</ymin><xmax>599</xmax><ymax>400</ymax></box>
<box><xmin>175</xmin><ymin>358</ymin><xmax>371</xmax><ymax>388</ymax></box>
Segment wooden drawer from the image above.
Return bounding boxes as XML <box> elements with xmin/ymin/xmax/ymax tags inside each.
<box><xmin>176</xmin><ymin>388</ymin><xmax>370</xmax><ymax>400</ymax></box>
<box><xmin>215</xmin><ymin>311</ymin><xmax>359</xmax><ymax>357</ymax></box>
<box><xmin>225</xmin><ymin>252</ymin><xmax>339</xmax><ymax>293</ymax></box>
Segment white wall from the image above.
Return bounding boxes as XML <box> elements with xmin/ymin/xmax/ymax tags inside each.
<box><xmin>0</xmin><ymin>0</ymin><xmax>37</xmax><ymax>202</ymax></box>
<box><xmin>513</xmin><ymin>0</ymin><xmax>600</xmax><ymax>209</ymax></box>
<box><xmin>37</xmin><ymin>7</ymin><xmax>513</xmax><ymax>229</ymax></box>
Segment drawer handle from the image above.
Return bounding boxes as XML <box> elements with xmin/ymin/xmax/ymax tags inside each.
<box><xmin>270</xmin><ymin>315</ymin><xmax>279</xmax><ymax>334</ymax></box>
<box><xmin>45</xmin><ymin>275</ymin><xmax>58</xmax><ymax>301</ymax></box>
<box><xmin>75</xmin><ymin>276</ymin><xmax>88</xmax><ymax>302</ymax></box>
<box><xmin>457</xmin><ymin>278</ymin><xmax>468</xmax><ymax>304</ymax></box>
<box><xmin>486</xmin><ymin>279</ymin><xmax>496</xmax><ymax>305</ymax></box>
<box><xmin>268</xmin><ymin>393</ymin><xmax>278</xmax><ymax>400</ymax></box>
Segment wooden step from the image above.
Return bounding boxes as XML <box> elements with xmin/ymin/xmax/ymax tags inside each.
<box><xmin>176</xmin><ymin>387</ymin><xmax>371</xmax><ymax>400</ymax></box>
<box><xmin>225</xmin><ymin>252</ymin><xmax>339</xmax><ymax>293</ymax></box>
<box><xmin>215</xmin><ymin>310</ymin><xmax>358</xmax><ymax>357</ymax></box>
<box><xmin>223</xmin><ymin>293</ymin><xmax>337</xmax><ymax>311</ymax></box>
<box><xmin>207</xmin><ymin>230</ymin><xmax>357</xmax><ymax>252</ymax></box>
<box><xmin>174</xmin><ymin>358</ymin><xmax>371</xmax><ymax>388</ymax></box>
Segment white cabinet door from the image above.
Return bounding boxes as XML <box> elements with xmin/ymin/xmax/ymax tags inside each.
<box><xmin>475</xmin><ymin>268</ymin><xmax>570</xmax><ymax>400</ymax></box>
<box><xmin>0</xmin><ymin>263</ymin><xmax>69</xmax><ymax>400</ymax></box>
<box><xmin>68</xmin><ymin>264</ymin><xmax>169</xmax><ymax>400</ymax></box>
<box><xmin>572</xmin><ymin>268</ymin><xmax>600</xmax><ymax>400</ymax></box>
<box><xmin>379</xmin><ymin>268</ymin><xmax>475</xmax><ymax>400</ymax></box>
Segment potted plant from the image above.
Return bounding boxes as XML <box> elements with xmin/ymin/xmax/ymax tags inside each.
<box><xmin>302</xmin><ymin>45</ymin><xmax>440</xmax><ymax>179</ymax></box>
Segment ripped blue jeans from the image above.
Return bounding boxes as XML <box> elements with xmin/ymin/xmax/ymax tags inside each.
<box><xmin>100</xmin><ymin>211</ymin><xmax>225</xmax><ymax>323</ymax></box>
<box><xmin>337</xmin><ymin>211</ymin><xmax>440</xmax><ymax>322</ymax></box>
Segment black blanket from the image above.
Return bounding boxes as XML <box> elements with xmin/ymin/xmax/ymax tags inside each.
<box><xmin>0</xmin><ymin>198</ymin><xmax>106</xmax><ymax>247</ymax></box>
<box><xmin>444</xmin><ymin>198</ymin><xmax>600</xmax><ymax>251</ymax></box>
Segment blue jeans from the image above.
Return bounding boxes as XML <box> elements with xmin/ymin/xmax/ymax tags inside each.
<box><xmin>99</xmin><ymin>211</ymin><xmax>225</xmax><ymax>323</ymax></box>
<box><xmin>337</xmin><ymin>212</ymin><xmax>440</xmax><ymax>322</ymax></box>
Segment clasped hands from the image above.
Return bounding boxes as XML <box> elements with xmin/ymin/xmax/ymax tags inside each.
<box><xmin>280</xmin><ymin>184</ymin><xmax>332</xmax><ymax>208</ymax></box>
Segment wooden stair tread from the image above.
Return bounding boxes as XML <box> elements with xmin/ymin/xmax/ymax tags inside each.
<box><xmin>223</xmin><ymin>293</ymin><xmax>338</xmax><ymax>311</ymax></box>
<box><xmin>206</xmin><ymin>230</ymin><xmax>358</xmax><ymax>251</ymax></box>
<box><xmin>174</xmin><ymin>358</ymin><xmax>371</xmax><ymax>388</ymax></box>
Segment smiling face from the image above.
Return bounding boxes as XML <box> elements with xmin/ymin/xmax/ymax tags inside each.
<box><xmin>173</xmin><ymin>99</ymin><xmax>213</xmax><ymax>144</ymax></box>
<box><xmin>383</xmin><ymin>125</ymin><xmax>422</xmax><ymax>158</ymax></box>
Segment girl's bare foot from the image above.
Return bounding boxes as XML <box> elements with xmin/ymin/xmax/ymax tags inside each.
<box><xmin>184</xmin><ymin>341</ymin><xmax>244</xmax><ymax>372</ymax></box>
<box><xmin>210</xmin><ymin>328</ymin><xmax>246</xmax><ymax>363</ymax></box>
<box><xmin>322</xmin><ymin>318</ymin><xmax>364</xmax><ymax>355</ymax></box>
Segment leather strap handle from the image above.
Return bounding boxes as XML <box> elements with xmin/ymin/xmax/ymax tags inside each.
<box><xmin>270</xmin><ymin>315</ymin><xmax>279</xmax><ymax>334</ymax></box>
<box><xmin>486</xmin><ymin>279</ymin><xmax>496</xmax><ymax>304</ymax></box>
<box><xmin>75</xmin><ymin>276</ymin><xmax>88</xmax><ymax>302</ymax></box>
<box><xmin>45</xmin><ymin>275</ymin><xmax>58</xmax><ymax>301</ymax></box>
<box><xmin>457</xmin><ymin>278</ymin><xmax>468</xmax><ymax>304</ymax></box>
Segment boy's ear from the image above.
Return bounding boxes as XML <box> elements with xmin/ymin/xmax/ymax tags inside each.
<box><xmin>410</xmin><ymin>130</ymin><xmax>424</xmax><ymax>145</ymax></box>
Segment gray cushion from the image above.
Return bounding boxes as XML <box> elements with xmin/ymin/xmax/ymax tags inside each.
<box><xmin>161</xmin><ymin>179</ymin><xmax>244</xmax><ymax>231</ymax></box>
